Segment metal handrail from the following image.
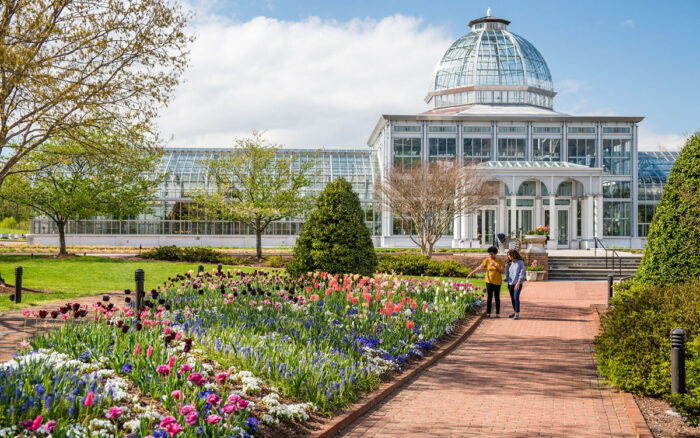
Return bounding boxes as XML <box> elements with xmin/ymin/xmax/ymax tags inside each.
<box><xmin>594</xmin><ymin>237</ymin><xmax>622</xmax><ymax>276</ymax></box>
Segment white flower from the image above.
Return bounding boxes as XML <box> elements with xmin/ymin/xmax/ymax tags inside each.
<box><xmin>262</xmin><ymin>414</ymin><xmax>279</xmax><ymax>425</ymax></box>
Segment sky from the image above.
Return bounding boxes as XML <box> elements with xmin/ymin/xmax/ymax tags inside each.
<box><xmin>158</xmin><ymin>0</ymin><xmax>700</xmax><ymax>151</ymax></box>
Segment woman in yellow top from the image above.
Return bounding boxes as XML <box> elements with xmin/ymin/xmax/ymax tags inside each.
<box><xmin>467</xmin><ymin>246</ymin><xmax>505</xmax><ymax>318</ymax></box>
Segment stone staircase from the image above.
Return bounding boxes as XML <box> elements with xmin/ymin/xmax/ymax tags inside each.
<box><xmin>547</xmin><ymin>255</ymin><xmax>642</xmax><ymax>281</ymax></box>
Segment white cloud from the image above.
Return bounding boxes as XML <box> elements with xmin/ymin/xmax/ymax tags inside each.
<box><xmin>158</xmin><ymin>14</ymin><xmax>451</xmax><ymax>148</ymax></box>
<box><xmin>557</xmin><ymin>79</ymin><xmax>584</xmax><ymax>94</ymax></box>
<box><xmin>621</xmin><ymin>19</ymin><xmax>634</xmax><ymax>27</ymax></box>
<box><xmin>637</xmin><ymin>126</ymin><xmax>686</xmax><ymax>151</ymax></box>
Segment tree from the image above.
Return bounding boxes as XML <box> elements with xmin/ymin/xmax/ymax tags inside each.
<box><xmin>0</xmin><ymin>133</ymin><xmax>163</xmax><ymax>255</ymax></box>
<box><xmin>636</xmin><ymin>133</ymin><xmax>700</xmax><ymax>284</ymax></box>
<box><xmin>376</xmin><ymin>161</ymin><xmax>490</xmax><ymax>256</ymax></box>
<box><xmin>288</xmin><ymin>177</ymin><xmax>377</xmax><ymax>277</ymax></box>
<box><xmin>190</xmin><ymin>132</ymin><xmax>316</xmax><ymax>261</ymax></box>
<box><xmin>0</xmin><ymin>0</ymin><xmax>192</xmax><ymax>188</ymax></box>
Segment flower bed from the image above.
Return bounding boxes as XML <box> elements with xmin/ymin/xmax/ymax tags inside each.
<box><xmin>2</xmin><ymin>269</ymin><xmax>481</xmax><ymax>437</ymax></box>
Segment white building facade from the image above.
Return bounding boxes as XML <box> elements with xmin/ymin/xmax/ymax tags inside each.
<box><xmin>368</xmin><ymin>12</ymin><xmax>645</xmax><ymax>249</ymax></box>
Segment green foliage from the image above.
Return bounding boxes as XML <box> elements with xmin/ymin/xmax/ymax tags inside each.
<box><xmin>141</xmin><ymin>245</ymin><xmax>246</xmax><ymax>265</ymax></box>
<box><xmin>0</xmin><ymin>132</ymin><xmax>164</xmax><ymax>254</ymax></box>
<box><xmin>636</xmin><ymin>133</ymin><xmax>700</xmax><ymax>284</ymax></box>
<box><xmin>190</xmin><ymin>132</ymin><xmax>317</xmax><ymax>260</ymax></box>
<box><xmin>0</xmin><ymin>217</ymin><xmax>18</xmax><ymax>229</ymax></box>
<box><xmin>595</xmin><ymin>280</ymin><xmax>700</xmax><ymax>424</ymax></box>
<box><xmin>376</xmin><ymin>254</ymin><xmax>470</xmax><ymax>277</ymax></box>
<box><xmin>266</xmin><ymin>255</ymin><xmax>287</xmax><ymax>268</ymax></box>
<box><xmin>288</xmin><ymin>178</ymin><xmax>377</xmax><ymax>277</ymax></box>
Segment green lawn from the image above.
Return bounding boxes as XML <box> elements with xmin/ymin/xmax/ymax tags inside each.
<box><xmin>0</xmin><ymin>255</ymin><xmax>274</xmax><ymax>312</ymax></box>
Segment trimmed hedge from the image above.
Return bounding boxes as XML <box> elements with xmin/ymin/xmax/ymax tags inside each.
<box><xmin>141</xmin><ymin>245</ymin><xmax>245</xmax><ymax>265</ymax></box>
<box><xmin>595</xmin><ymin>279</ymin><xmax>700</xmax><ymax>425</ymax></box>
<box><xmin>376</xmin><ymin>254</ymin><xmax>471</xmax><ymax>277</ymax></box>
<box><xmin>288</xmin><ymin>178</ymin><xmax>377</xmax><ymax>277</ymax></box>
<box><xmin>636</xmin><ymin>133</ymin><xmax>700</xmax><ymax>284</ymax></box>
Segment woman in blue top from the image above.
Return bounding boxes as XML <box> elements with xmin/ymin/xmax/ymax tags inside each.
<box><xmin>506</xmin><ymin>249</ymin><xmax>526</xmax><ymax>320</ymax></box>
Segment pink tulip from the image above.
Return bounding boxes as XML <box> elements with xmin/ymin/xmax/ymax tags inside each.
<box><xmin>222</xmin><ymin>403</ymin><xmax>237</xmax><ymax>414</ymax></box>
<box><xmin>185</xmin><ymin>411</ymin><xmax>198</xmax><ymax>426</ymax></box>
<box><xmin>29</xmin><ymin>415</ymin><xmax>42</xmax><ymax>432</ymax></box>
<box><xmin>237</xmin><ymin>399</ymin><xmax>249</xmax><ymax>409</ymax></box>
<box><xmin>156</xmin><ymin>365</ymin><xmax>170</xmax><ymax>376</ymax></box>
<box><xmin>84</xmin><ymin>392</ymin><xmax>94</xmax><ymax>407</ymax></box>
<box><xmin>146</xmin><ymin>345</ymin><xmax>153</xmax><ymax>357</ymax></box>
<box><xmin>175</xmin><ymin>332</ymin><xmax>183</xmax><ymax>341</ymax></box>
<box><xmin>206</xmin><ymin>394</ymin><xmax>220</xmax><ymax>406</ymax></box>
<box><xmin>45</xmin><ymin>420</ymin><xmax>55</xmax><ymax>434</ymax></box>
<box><xmin>134</xmin><ymin>344</ymin><xmax>141</xmax><ymax>355</ymax></box>
<box><xmin>187</xmin><ymin>373</ymin><xmax>205</xmax><ymax>386</ymax></box>
<box><xmin>216</xmin><ymin>373</ymin><xmax>227</xmax><ymax>384</ymax></box>
<box><xmin>205</xmin><ymin>415</ymin><xmax>221</xmax><ymax>424</ymax></box>
<box><xmin>180</xmin><ymin>405</ymin><xmax>195</xmax><ymax>415</ymax></box>
<box><xmin>179</xmin><ymin>364</ymin><xmax>192</xmax><ymax>374</ymax></box>
<box><xmin>106</xmin><ymin>407</ymin><xmax>123</xmax><ymax>419</ymax></box>
<box><xmin>171</xmin><ymin>390</ymin><xmax>182</xmax><ymax>400</ymax></box>
<box><xmin>168</xmin><ymin>357</ymin><xmax>175</xmax><ymax>368</ymax></box>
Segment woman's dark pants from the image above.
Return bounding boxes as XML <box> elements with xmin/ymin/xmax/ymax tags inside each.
<box><xmin>485</xmin><ymin>282</ymin><xmax>501</xmax><ymax>314</ymax></box>
<box><xmin>508</xmin><ymin>283</ymin><xmax>523</xmax><ymax>313</ymax></box>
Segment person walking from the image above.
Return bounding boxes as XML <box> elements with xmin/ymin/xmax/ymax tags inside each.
<box><xmin>506</xmin><ymin>249</ymin><xmax>526</xmax><ymax>320</ymax></box>
<box><xmin>467</xmin><ymin>246</ymin><xmax>505</xmax><ymax>318</ymax></box>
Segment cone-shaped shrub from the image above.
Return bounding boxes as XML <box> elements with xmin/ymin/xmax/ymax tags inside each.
<box><xmin>636</xmin><ymin>133</ymin><xmax>700</xmax><ymax>284</ymax></box>
<box><xmin>288</xmin><ymin>177</ymin><xmax>377</xmax><ymax>277</ymax></box>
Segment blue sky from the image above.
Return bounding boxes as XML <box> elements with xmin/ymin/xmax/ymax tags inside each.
<box><xmin>160</xmin><ymin>0</ymin><xmax>699</xmax><ymax>149</ymax></box>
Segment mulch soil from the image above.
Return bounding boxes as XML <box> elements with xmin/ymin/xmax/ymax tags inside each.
<box><xmin>635</xmin><ymin>395</ymin><xmax>700</xmax><ymax>438</ymax></box>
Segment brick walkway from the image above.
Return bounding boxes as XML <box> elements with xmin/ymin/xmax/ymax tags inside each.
<box><xmin>0</xmin><ymin>291</ymin><xmax>127</xmax><ymax>362</ymax></box>
<box><xmin>342</xmin><ymin>281</ymin><xmax>636</xmax><ymax>437</ymax></box>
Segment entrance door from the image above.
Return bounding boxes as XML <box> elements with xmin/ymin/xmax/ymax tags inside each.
<box><xmin>557</xmin><ymin>209</ymin><xmax>569</xmax><ymax>246</ymax></box>
<box><xmin>508</xmin><ymin>208</ymin><xmax>534</xmax><ymax>236</ymax></box>
<box><xmin>477</xmin><ymin>209</ymin><xmax>496</xmax><ymax>247</ymax></box>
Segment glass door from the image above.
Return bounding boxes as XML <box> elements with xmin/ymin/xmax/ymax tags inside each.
<box><xmin>477</xmin><ymin>209</ymin><xmax>496</xmax><ymax>247</ymax></box>
<box><xmin>557</xmin><ymin>209</ymin><xmax>569</xmax><ymax>245</ymax></box>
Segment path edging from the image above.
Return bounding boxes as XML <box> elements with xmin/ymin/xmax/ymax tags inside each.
<box><xmin>311</xmin><ymin>310</ymin><xmax>485</xmax><ymax>438</ymax></box>
<box><xmin>590</xmin><ymin>304</ymin><xmax>654</xmax><ymax>438</ymax></box>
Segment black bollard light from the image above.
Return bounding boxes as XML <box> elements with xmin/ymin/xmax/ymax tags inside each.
<box><xmin>135</xmin><ymin>269</ymin><xmax>145</xmax><ymax>311</ymax></box>
<box><xmin>198</xmin><ymin>265</ymin><xmax>204</xmax><ymax>275</ymax></box>
<box><xmin>217</xmin><ymin>264</ymin><xmax>222</xmax><ymax>274</ymax></box>
<box><xmin>220</xmin><ymin>283</ymin><xmax>225</xmax><ymax>295</ymax></box>
<box><xmin>14</xmin><ymin>266</ymin><xmax>22</xmax><ymax>303</ymax></box>
<box><xmin>670</xmin><ymin>328</ymin><xmax>686</xmax><ymax>394</ymax></box>
<box><xmin>607</xmin><ymin>274</ymin><xmax>614</xmax><ymax>305</ymax></box>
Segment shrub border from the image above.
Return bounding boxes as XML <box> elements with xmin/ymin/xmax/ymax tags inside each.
<box><xmin>590</xmin><ymin>304</ymin><xmax>654</xmax><ymax>438</ymax></box>
<box><xmin>311</xmin><ymin>309</ymin><xmax>485</xmax><ymax>437</ymax></box>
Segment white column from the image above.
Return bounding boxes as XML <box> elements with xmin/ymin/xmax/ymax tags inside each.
<box><xmin>571</xmin><ymin>198</ymin><xmax>578</xmax><ymax>244</ymax></box>
<box><xmin>498</xmin><ymin>198</ymin><xmax>506</xmax><ymax>234</ymax></box>
<box><xmin>595</xmin><ymin>194</ymin><xmax>604</xmax><ymax>240</ymax></box>
<box><xmin>582</xmin><ymin>195</ymin><xmax>594</xmax><ymax>248</ymax></box>
<box><xmin>453</xmin><ymin>213</ymin><xmax>461</xmax><ymax>244</ymax></box>
<box><xmin>547</xmin><ymin>195</ymin><xmax>558</xmax><ymax>249</ymax></box>
<box><xmin>534</xmin><ymin>196</ymin><xmax>542</xmax><ymax>227</ymax></box>
<box><xmin>510</xmin><ymin>195</ymin><xmax>517</xmax><ymax>235</ymax></box>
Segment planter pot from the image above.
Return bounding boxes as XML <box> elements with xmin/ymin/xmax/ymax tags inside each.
<box><xmin>526</xmin><ymin>271</ymin><xmax>538</xmax><ymax>282</ymax></box>
<box><xmin>536</xmin><ymin>271</ymin><xmax>545</xmax><ymax>281</ymax></box>
<box><xmin>524</xmin><ymin>235</ymin><xmax>547</xmax><ymax>254</ymax></box>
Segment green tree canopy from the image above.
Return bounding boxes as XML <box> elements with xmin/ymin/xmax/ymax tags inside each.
<box><xmin>289</xmin><ymin>177</ymin><xmax>377</xmax><ymax>277</ymax></box>
<box><xmin>0</xmin><ymin>132</ymin><xmax>163</xmax><ymax>255</ymax></box>
<box><xmin>190</xmin><ymin>131</ymin><xmax>317</xmax><ymax>260</ymax></box>
<box><xmin>0</xmin><ymin>0</ymin><xmax>192</xmax><ymax>187</ymax></box>
<box><xmin>636</xmin><ymin>133</ymin><xmax>700</xmax><ymax>284</ymax></box>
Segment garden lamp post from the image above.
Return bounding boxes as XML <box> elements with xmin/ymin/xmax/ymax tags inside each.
<box><xmin>671</xmin><ymin>327</ymin><xmax>686</xmax><ymax>394</ymax></box>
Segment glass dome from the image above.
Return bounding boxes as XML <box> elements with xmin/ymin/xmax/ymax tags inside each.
<box><xmin>427</xmin><ymin>12</ymin><xmax>556</xmax><ymax>110</ymax></box>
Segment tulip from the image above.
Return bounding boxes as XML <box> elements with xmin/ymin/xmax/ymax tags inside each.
<box><xmin>205</xmin><ymin>415</ymin><xmax>221</xmax><ymax>424</ymax></box>
<box><xmin>106</xmin><ymin>407</ymin><xmax>123</xmax><ymax>419</ymax></box>
<box><xmin>171</xmin><ymin>390</ymin><xmax>182</xmax><ymax>400</ymax></box>
<box><xmin>84</xmin><ymin>392</ymin><xmax>94</xmax><ymax>407</ymax></box>
<box><xmin>168</xmin><ymin>357</ymin><xmax>176</xmax><ymax>368</ymax></box>
<box><xmin>45</xmin><ymin>420</ymin><xmax>56</xmax><ymax>434</ymax></box>
<box><xmin>146</xmin><ymin>345</ymin><xmax>153</xmax><ymax>357</ymax></box>
<box><xmin>134</xmin><ymin>344</ymin><xmax>141</xmax><ymax>355</ymax></box>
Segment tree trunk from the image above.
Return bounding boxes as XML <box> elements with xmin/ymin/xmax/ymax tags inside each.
<box><xmin>57</xmin><ymin>220</ymin><xmax>67</xmax><ymax>256</ymax></box>
<box><xmin>255</xmin><ymin>217</ymin><xmax>263</xmax><ymax>261</ymax></box>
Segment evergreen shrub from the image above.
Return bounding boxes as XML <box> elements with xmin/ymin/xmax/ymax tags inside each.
<box><xmin>288</xmin><ymin>178</ymin><xmax>377</xmax><ymax>277</ymax></box>
<box><xmin>636</xmin><ymin>133</ymin><xmax>700</xmax><ymax>284</ymax></box>
<box><xmin>141</xmin><ymin>245</ymin><xmax>245</xmax><ymax>265</ymax></box>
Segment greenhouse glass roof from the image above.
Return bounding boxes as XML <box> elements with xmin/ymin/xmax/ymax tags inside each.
<box><xmin>638</xmin><ymin>151</ymin><xmax>679</xmax><ymax>184</ymax></box>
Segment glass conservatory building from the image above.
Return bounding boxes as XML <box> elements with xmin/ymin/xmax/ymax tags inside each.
<box><xmin>29</xmin><ymin>11</ymin><xmax>678</xmax><ymax>249</ymax></box>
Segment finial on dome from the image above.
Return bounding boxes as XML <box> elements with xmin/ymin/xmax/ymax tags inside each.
<box><xmin>486</xmin><ymin>7</ymin><xmax>491</xmax><ymax>17</ymax></box>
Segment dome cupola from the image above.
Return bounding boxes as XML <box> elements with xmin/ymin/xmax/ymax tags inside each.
<box><xmin>426</xmin><ymin>10</ymin><xmax>555</xmax><ymax>110</ymax></box>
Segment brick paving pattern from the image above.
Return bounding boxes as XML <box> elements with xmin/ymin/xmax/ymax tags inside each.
<box><xmin>0</xmin><ymin>291</ymin><xmax>127</xmax><ymax>362</ymax></box>
<box><xmin>342</xmin><ymin>281</ymin><xmax>636</xmax><ymax>437</ymax></box>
